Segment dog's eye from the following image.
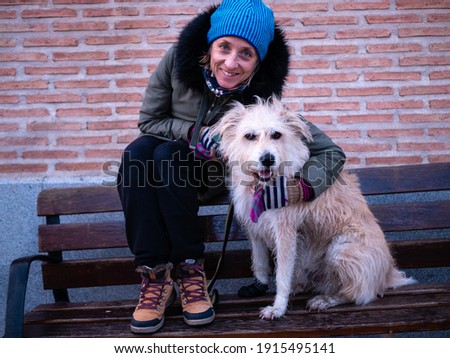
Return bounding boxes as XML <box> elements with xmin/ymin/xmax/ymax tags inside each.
<box><xmin>244</xmin><ymin>133</ymin><xmax>256</xmax><ymax>141</ymax></box>
<box><xmin>271</xmin><ymin>131</ymin><xmax>282</xmax><ymax>140</ymax></box>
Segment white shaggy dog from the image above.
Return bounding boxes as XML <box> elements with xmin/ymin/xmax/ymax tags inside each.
<box><xmin>213</xmin><ymin>97</ymin><xmax>415</xmax><ymax>320</ymax></box>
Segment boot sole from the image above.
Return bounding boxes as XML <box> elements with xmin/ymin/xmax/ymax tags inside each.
<box><xmin>130</xmin><ymin>289</ymin><xmax>177</xmax><ymax>334</ymax></box>
<box><xmin>184</xmin><ymin>310</ymin><xmax>215</xmax><ymax>326</ymax></box>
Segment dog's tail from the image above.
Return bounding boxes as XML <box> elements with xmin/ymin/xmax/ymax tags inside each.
<box><xmin>387</xmin><ymin>267</ymin><xmax>417</xmax><ymax>289</ymax></box>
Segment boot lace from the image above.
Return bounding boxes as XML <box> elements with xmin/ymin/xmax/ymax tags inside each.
<box><xmin>178</xmin><ymin>263</ymin><xmax>208</xmax><ymax>304</ymax></box>
<box><xmin>138</xmin><ymin>275</ymin><xmax>172</xmax><ymax>311</ymax></box>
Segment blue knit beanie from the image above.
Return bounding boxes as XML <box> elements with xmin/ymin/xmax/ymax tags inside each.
<box><xmin>207</xmin><ymin>0</ymin><xmax>275</xmax><ymax>61</ymax></box>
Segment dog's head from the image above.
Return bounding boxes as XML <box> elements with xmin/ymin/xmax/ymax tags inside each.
<box><xmin>212</xmin><ymin>96</ymin><xmax>313</xmax><ymax>185</ymax></box>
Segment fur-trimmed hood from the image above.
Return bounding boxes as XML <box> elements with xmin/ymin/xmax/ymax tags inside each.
<box><xmin>174</xmin><ymin>5</ymin><xmax>290</xmax><ymax>102</ymax></box>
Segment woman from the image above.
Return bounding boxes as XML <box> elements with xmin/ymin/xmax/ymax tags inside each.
<box><xmin>117</xmin><ymin>0</ymin><xmax>345</xmax><ymax>334</ymax></box>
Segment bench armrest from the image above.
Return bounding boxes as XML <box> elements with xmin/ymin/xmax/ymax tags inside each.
<box><xmin>3</xmin><ymin>254</ymin><xmax>60</xmax><ymax>338</ymax></box>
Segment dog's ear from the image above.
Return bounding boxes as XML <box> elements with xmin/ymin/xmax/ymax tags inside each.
<box><xmin>214</xmin><ymin>101</ymin><xmax>247</xmax><ymax>139</ymax></box>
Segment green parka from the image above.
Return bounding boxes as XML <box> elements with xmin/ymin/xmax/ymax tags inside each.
<box><xmin>137</xmin><ymin>6</ymin><xmax>346</xmax><ymax>199</ymax></box>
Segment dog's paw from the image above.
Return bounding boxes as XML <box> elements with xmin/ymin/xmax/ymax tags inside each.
<box><xmin>306</xmin><ymin>295</ymin><xmax>342</xmax><ymax>311</ymax></box>
<box><xmin>259</xmin><ymin>305</ymin><xmax>285</xmax><ymax>320</ymax></box>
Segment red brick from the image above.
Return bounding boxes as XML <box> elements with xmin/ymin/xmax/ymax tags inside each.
<box><xmin>23</xmin><ymin>37</ymin><xmax>78</xmax><ymax>47</ymax></box>
<box><xmin>338</xmin><ymin>114</ymin><xmax>393</xmax><ymax>124</ymax></box>
<box><xmin>304</xmin><ymin>101</ymin><xmax>360</xmax><ymax>111</ymax></box>
<box><xmin>430</xmin><ymin>154</ymin><xmax>450</xmax><ymax>163</ymax></box>
<box><xmin>365</xmin><ymin>14</ymin><xmax>421</xmax><ymax>24</ymax></box>
<box><xmin>430</xmin><ymin>42</ymin><xmax>450</xmax><ymax>51</ymax></box>
<box><xmin>399</xmin><ymin>113</ymin><xmax>449</xmax><ymax>122</ymax></box>
<box><xmin>336</xmin><ymin>57</ymin><xmax>393</xmax><ymax>69</ymax></box>
<box><xmin>284</xmin><ymin>87</ymin><xmax>332</xmax><ymax>98</ymax></box>
<box><xmin>337</xmin><ymin>87</ymin><xmax>393</xmax><ymax>97</ymax></box>
<box><xmin>146</xmin><ymin>35</ymin><xmax>178</xmax><ymax>44</ymax></box>
<box><xmin>21</xmin><ymin>8</ymin><xmax>77</xmax><ymax>18</ymax></box>
<box><xmin>366</xmin><ymin>43</ymin><xmax>422</xmax><ymax>53</ymax></box>
<box><xmin>398</xmin><ymin>142</ymin><xmax>450</xmax><ymax>151</ymax></box>
<box><xmin>303</xmin><ymin>115</ymin><xmax>333</xmax><ymax>125</ymax></box>
<box><xmin>302</xmin><ymin>45</ymin><xmax>357</xmax><ymax>55</ymax></box>
<box><xmin>0</xmin><ymin>95</ymin><xmax>19</xmax><ymax>104</ymax></box>
<box><xmin>399</xmin><ymin>27</ymin><xmax>450</xmax><ymax>37</ymax></box>
<box><xmin>400</xmin><ymin>84</ymin><xmax>450</xmax><ymax>96</ymax></box>
<box><xmin>396</xmin><ymin>0</ymin><xmax>450</xmax><ymax>9</ymax></box>
<box><xmin>401</xmin><ymin>56</ymin><xmax>450</xmax><ymax>66</ymax></box>
<box><xmin>368</xmin><ymin>129</ymin><xmax>424</xmax><ymax>138</ymax></box>
<box><xmin>117</xmin><ymin>134</ymin><xmax>138</xmax><ymax>144</ymax></box>
<box><xmin>0</xmin><ymin>137</ymin><xmax>48</xmax><ymax>146</ymax></box>
<box><xmin>0</xmin><ymin>23</ymin><xmax>47</xmax><ymax>32</ymax></box>
<box><xmin>115</xmin><ymin>19</ymin><xmax>169</xmax><ymax>29</ymax></box>
<box><xmin>0</xmin><ymin>151</ymin><xmax>17</xmax><ymax>160</ymax></box>
<box><xmin>85</xmin><ymin>35</ymin><xmax>141</xmax><ymax>45</ymax></box>
<box><xmin>302</xmin><ymin>73</ymin><xmax>358</xmax><ymax>83</ymax></box>
<box><xmin>54</xmin><ymin>80</ymin><xmax>109</xmax><ymax>89</ymax></box>
<box><xmin>22</xmin><ymin>150</ymin><xmax>78</xmax><ymax>159</ymax></box>
<box><xmin>0</xmin><ymin>123</ymin><xmax>18</xmax><ymax>131</ymax></box>
<box><xmin>86</xmin><ymin>64</ymin><xmax>142</xmax><ymax>75</ymax></box>
<box><xmin>0</xmin><ymin>68</ymin><xmax>16</xmax><ymax>76</ymax></box>
<box><xmin>334</xmin><ymin>2</ymin><xmax>390</xmax><ymax>10</ymax></box>
<box><xmin>56</xmin><ymin>136</ymin><xmax>111</xmax><ymax>146</ymax></box>
<box><xmin>53</xmin><ymin>51</ymin><xmax>109</xmax><ymax>61</ymax></box>
<box><xmin>365</xmin><ymin>71</ymin><xmax>422</xmax><ymax>81</ymax></box>
<box><xmin>144</xmin><ymin>5</ymin><xmax>199</xmax><ymax>15</ymax></box>
<box><xmin>336</xmin><ymin>29</ymin><xmax>391</xmax><ymax>39</ymax></box>
<box><xmin>116</xmin><ymin>106</ymin><xmax>140</xmax><ymax>115</ymax></box>
<box><xmin>289</xmin><ymin>59</ymin><xmax>329</xmax><ymax>69</ymax></box>
<box><xmin>301</xmin><ymin>16</ymin><xmax>357</xmax><ymax>26</ymax></box>
<box><xmin>430</xmin><ymin>99</ymin><xmax>450</xmax><ymax>108</ymax></box>
<box><xmin>115</xmin><ymin>49</ymin><xmax>166</xmax><ymax>60</ymax></box>
<box><xmin>429</xmin><ymin>127</ymin><xmax>450</xmax><ymax>136</ymax></box>
<box><xmin>0</xmin><ymin>108</ymin><xmax>49</xmax><ymax>118</ymax></box>
<box><xmin>85</xmin><ymin>149</ymin><xmax>123</xmax><ymax>158</ymax></box>
<box><xmin>0</xmin><ymin>52</ymin><xmax>47</xmax><ymax>62</ymax></box>
<box><xmin>24</xmin><ymin>66</ymin><xmax>79</xmax><ymax>75</ymax></box>
<box><xmin>53</xmin><ymin>21</ymin><xmax>108</xmax><ymax>32</ymax></box>
<box><xmin>324</xmin><ymin>130</ymin><xmax>360</xmax><ymax>139</ymax></box>
<box><xmin>367</xmin><ymin>100</ymin><xmax>423</xmax><ymax>110</ymax></box>
<box><xmin>430</xmin><ymin>70</ymin><xmax>450</xmax><ymax>80</ymax></box>
<box><xmin>83</xmin><ymin>7</ymin><xmax>139</xmax><ymax>17</ymax></box>
<box><xmin>0</xmin><ymin>164</ymin><xmax>47</xmax><ymax>173</ymax></box>
<box><xmin>55</xmin><ymin>162</ymin><xmax>105</xmax><ymax>172</ymax></box>
<box><xmin>340</xmin><ymin>143</ymin><xmax>392</xmax><ymax>152</ymax></box>
<box><xmin>285</xmin><ymin>31</ymin><xmax>327</xmax><ymax>40</ymax></box>
<box><xmin>87</xmin><ymin>93</ymin><xmax>142</xmax><ymax>103</ymax></box>
<box><xmin>427</xmin><ymin>13</ymin><xmax>450</xmax><ymax>22</ymax></box>
<box><xmin>87</xmin><ymin>120</ymin><xmax>137</xmax><ymax>130</ymax></box>
<box><xmin>26</xmin><ymin>93</ymin><xmax>82</xmax><ymax>104</ymax></box>
<box><xmin>0</xmin><ymin>38</ymin><xmax>16</xmax><ymax>47</ymax></box>
<box><xmin>272</xmin><ymin>3</ymin><xmax>328</xmax><ymax>12</ymax></box>
<box><xmin>0</xmin><ymin>80</ymin><xmax>48</xmax><ymax>91</ymax></box>
<box><xmin>366</xmin><ymin>156</ymin><xmax>422</xmax><ymax>166</ymax></box>
<box><xmin>56</xmin><ymin>107</ymin><xmax>112</xmax><ymax>117</ymax></box>
<box><xmin>27</xmin><ymin>122</ymin><xmax>82</xmax><ymax>131</ymax></box>
<box><xmin>115</xmin><ymin>78</ymin><xmax>148</xmax><ymax>88</ymax></box>
<box><xmin>0</xmin><ymin>10</ymin><xmax>17</xmax><ymax>19</ymax></box>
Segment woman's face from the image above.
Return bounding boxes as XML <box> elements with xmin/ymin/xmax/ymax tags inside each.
<box><xmin>209</xmin><ymin>36</ymin><xmax>259</xmax><ymax>90</ymax></box>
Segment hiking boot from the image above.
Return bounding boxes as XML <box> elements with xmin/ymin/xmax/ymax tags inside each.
<box><xmin>130</xmin><ymin>263</ymin><xmax>176</xmax><ymax>334</ymax></box>
<box><xmin>176</xmin><ymin>259</ymin><xmax>215</xmax><ymax>326</ymax></box>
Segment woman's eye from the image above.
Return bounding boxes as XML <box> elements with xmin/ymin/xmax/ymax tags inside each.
<box><xmin>271</xmin><ymin>131</ymin><xmax>282</xmax><ymax>140</ymax></box>
<box><xmin>244</xmin><ymin>133</ymin><xmax>256</xmax><ymax>141</ymax></box>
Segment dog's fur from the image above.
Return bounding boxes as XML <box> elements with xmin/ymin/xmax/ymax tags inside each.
<box><xmin>213</xmin><ymin>97</ymin><xmax>415</xmax><ymax>320</ymax></box>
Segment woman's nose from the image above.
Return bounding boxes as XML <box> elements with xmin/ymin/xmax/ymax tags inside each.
<box><xmin>224</xmin><ymin>53</ymin><xmax>238</xmax><ymax>69</ymax></box>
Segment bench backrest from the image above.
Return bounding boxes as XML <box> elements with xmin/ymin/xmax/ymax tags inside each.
<box><xmin>36</xmin><ymin>163</ymin><xmax>450</xmax><ymax>296</ymax></box>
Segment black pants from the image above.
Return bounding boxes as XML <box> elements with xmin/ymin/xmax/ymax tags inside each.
<box><xmin>118</xmin><ymin>135</ymin><xmax>214</xmax><ymax>267</ymax></box>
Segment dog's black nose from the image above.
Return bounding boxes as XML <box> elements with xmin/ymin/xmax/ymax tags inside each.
<box><xmin>260</xmin><ymin>152</ymin><xmax>275</xmax><ymax>168</ymax></box>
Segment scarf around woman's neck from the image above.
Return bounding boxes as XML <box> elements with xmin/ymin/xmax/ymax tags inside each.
<box><xmin>203</xmin><ymin>67</ymin><xmax>248</xmax><ymax>97</ymax></box>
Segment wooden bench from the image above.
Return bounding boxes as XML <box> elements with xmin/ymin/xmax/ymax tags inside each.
<box><xmin>3</xmin><ymin>163</ymin><xmax>450</xmax><ymax>338</ymax></box>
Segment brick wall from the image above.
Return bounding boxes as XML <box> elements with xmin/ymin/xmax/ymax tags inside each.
<box><xmin>0</xmin><ymin>0</ymin><xmax>449</xmax><ymax>178</ymax></box>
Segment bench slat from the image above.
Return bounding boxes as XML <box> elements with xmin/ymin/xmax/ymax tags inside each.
<box><xmin>22</xmin><ymin>284</ymin><xmax>450</xmax><ymax>337</ymax></box>
<box><xmin>352</xmin><ymin>162</ymin><xmax>450</xmax><ymax>195</ymax></box>
<box><xmin>38</xmin><ymin>200</ymin><xmax>449</xmax><ymax>252</ymax></box>
<box><xmin>40</xmin><ymin>239</ymin><xmax>449</xmax><ymax>290</ymax></box>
